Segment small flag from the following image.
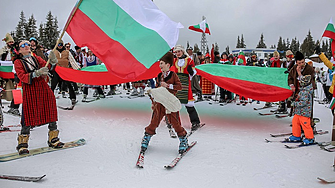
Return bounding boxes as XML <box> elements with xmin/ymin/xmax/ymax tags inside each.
<box><xmin>188</xmin><ymin>20</ymin><xmax>211</xmax><ymax>35</ymax></box>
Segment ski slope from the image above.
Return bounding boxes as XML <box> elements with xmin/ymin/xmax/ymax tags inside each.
<box><xmin>0</xmin><ymin>89</ymin><xmax>334</xmax><ymax>187</ymax></box>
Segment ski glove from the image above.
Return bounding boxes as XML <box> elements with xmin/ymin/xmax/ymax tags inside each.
<box><xmin>48</xmin><ymin>51</ymin><xmax>58</xmax><ymax>65</ymax></box>
<box><xmin>34</xmin><ymin>67</ymin><xmax>49</xmax><ymax>77</ymax></box>
<box><xmin>187</xmin><ymin>65</ymin><xmax>194</xmax><ymax>76</ymax></box>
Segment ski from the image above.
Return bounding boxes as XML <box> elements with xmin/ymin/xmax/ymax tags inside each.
<box><xmin>164</xmin><ymin>141</ymin><xmax>197</xmax><ymax>169</ymax></box>
<box><xmin>0</xmin><ymin>129</ymin><xmax>20</xmax><ymax>133</ymax></box>
<box><xmin>136</xmin><ymin>151</ymin><xmax>145</xmax><ymax>168</ymax></box>
<box><xmin>270</xmin><ymin>130</ymin><xmax>328</xmax><ymax>138</ymax></box>
<box><xmin>259</xmin><ymin>112</ymin><xmax>273</xmax><ymax>116</ymax></box>
<box><xmin>317</xmin><ymin>177</ymin><xmax>335</xmax><ymax>184</ymax></box>
<box><xmin>253</xmin><ymin>106</ymin><xmax>272</xmax><ymax>111</ymax></box>
<box><xmin>82</xmin><ymin>98</ymin><xmax>99</xmax><ymax>103</ymax></box>
<box><xmin>320</xmin><ymin>144</ymin><xmax>335</xmax><ymax>152</ymax></box>
<box><xmin>57</xmin><ymin>105</ymin><xmax>75</xmax><ymax>110</ymax></box>
<box><xmin>0</xmin><ymin>138</ymin><xmax>86</xmax><ymax>162</ymax></box>
<box><xmin>275</xmin><ymin>114</ymin><xmax>289</xmax><ymax>118</ymax></box>
<box><xmin>265</xmin><ymin>138</ymin><xmax>302</xmax><ymax>143</ymax></box>
<box><xmin>0</xmin><ymin>174</ymin><xmax>46</xmax><ymax>182</ymax></box>
<box><xmin>284</xmin><ymin>142</ymin><xmax>318</xmax><ymax>149</ymax></box>
<box><xmin>3</xmin><ymin>111</ymin><xmax>21</xmax><ymax>117</ymax></box>
<box><xmin>2</xmin><ymin>124</ymin><xmax>21</xmax><ymax>128</ymax></box>
<box><xmin>186</xmin><ymin>123</ymin><xmax>206</xmax><ymax>138</ymax></box>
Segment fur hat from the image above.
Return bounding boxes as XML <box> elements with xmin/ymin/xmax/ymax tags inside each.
<box><xmin>173</xmin><ymin>45</ymin><xmax>185</xmax><ymax>52</ymax></box>
<box><xmin>295</xmin><ymin>51</ymin><xmax>304</xmax><ymax>61</ymax></box>
<box><xmin>160</xmin><ymin>51</ymin><xmax>174</xmax><ymax>66</ymax></box>
<box><xmin>214</xmin><ymin>51</ymin><xmax>220</xmax><ymax>56</ymax></box>
<box><xmin>2</xmin><ymin>33</ymin><xmax>14</xmax><ymax>43</ymax></box>
<box><xmin>273</xmin><ymin>51</ymin><xmax>280</xmax><ymax>57</ymax></box>
<box><xmin>286</xmin><ymin>50</ymin><xmax>293</xmax><ymax>56</ymax></box>
<box><xmin>299</xmin><ymin>75</ymin><xmax>311</xmax><ymax>87</ymax></box>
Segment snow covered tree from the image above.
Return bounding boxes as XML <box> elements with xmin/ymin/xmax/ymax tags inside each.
<box><xmin>240</xmin><ymin>34</ymin><xmax>246</xmax><ymax>48</ymax></box>
<box><xmin>236</xmin><ymin>36</ymin><xmax>241</xmax><ymax>48</ymax></box>
<box><xmin>214</xmin><ymin>42</ymin><xmax>219</xmax><ymax>52</ymax></box>
<box><xmin>300</xmin><ymin>30</ymin><xmax>315</xmax><ymax>57</ymax></box>
<box><xmin>225</xmin><ymin>45</ymin><xmax>230</xmax><ymax>54</ymax></box>
<box><xmin>43</xmin><ymin>11</ymin><xmax>60</xmax><ymax>49</ymax></box>
<box><xmin>290</xmin><ymin>37</ymin><xmax>299</xmax><ymax>54</ymax></box>
<box><xmin>15</xmin><ymin>11</ymin><xmax>27</xmax><ymax>41</ymax></box>
<box><xmin>277</xmin><ymin>37</ymin><xmax>284</xmax><ymax>51</ymax></box>
<box><xmin>256</xmin><ymin>33</ymin><xmax>267</xmax><ymax>48</ymax></box>
<box><xmin>25</xmin><ymin>14</ymin><xmax>38</xmax><ymax>40</ymax></box>
<box><xmin>321</xmin><ymin>40</ymin><xmax>328</xmax><ymax>54</ymax></box>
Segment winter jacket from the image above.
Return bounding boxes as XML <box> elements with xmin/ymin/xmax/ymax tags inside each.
<box><xmin>319</xmin><ymin>52</ymin><xmax>335</xmax><ymax>94</ymax></box>
<box><xmin>293</xmin><ymin>84</ymin><xmax>313</xmax><ymax>118</ymax></box>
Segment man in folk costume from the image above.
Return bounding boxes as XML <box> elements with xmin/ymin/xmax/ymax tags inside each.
<box><xmin>1</xmin><ymin>33</ymin><xmax>21</xmax><ymax>116</ymax></box>
<box><xmin>200</xmin><ymin>53</ymin><xmax>215</xmax><ymax>99</ymax></box>
<box><xmin>171</xmin><ymin>45</ymin><xmax>201</xmax><ymax>131</ymax></box>
<box><xmin>14</xmin><ymin>40</ymin><xmax>63</xmax><ymax>155</ymax></box>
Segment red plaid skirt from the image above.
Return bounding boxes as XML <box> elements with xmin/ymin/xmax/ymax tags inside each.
<box><xmin>22</xmin><ymin>77</ymin><xmax>57</xmax><ymax>126</ymax></box>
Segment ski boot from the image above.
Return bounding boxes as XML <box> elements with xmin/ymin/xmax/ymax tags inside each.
<box><xmin>97</xmin><ymin>94</ymin><xmax>105</xmax><ymax>99</ymax></box>
<box><xmin>130</xmin><ymin>88</ymin><xmax>138</xmax><ymax>96</ymax></box>
<box><xmin>0</xmin><ymin>126</ymin><xmax>9</xmax><ymax>131</ymax></box>
<box><xmin>48</xmin><ymin>130</ymin><xmax>64</xmax><ymax>148</ymax></box>
<box><xmin>82</xmin><ymin>94</ymin><xmax>87</xmax><ymax>102</ymax></box>
<box><xmin>138</xmin><ymin>87</ymin><xmax>145</xmax><ymax>97</ymax></box>
<box><xmin>178</xmin><ymin>136</ymin><xmax>189</xmax><ymax>154</ymax></box>
<box><xmin>7</xmin><ymin>108</ymin><xmax>20</xmax><ymax>116</ymax></box>
<box><xmin>16</xmin><ymin>134</ymin><xmax>29</xmax><ymax>155</ymax></box>
<box><xmin>288</xmin><ymin>135</ymin><xmax>302</xmax><ymax>142</ymax></box>
<box><xmin>141</xmin><ymin>133</ymin><xmax>152</xmax><ymax>152</ymax></box>
<box><xmin>62</xmin><ymin>92</ymin><xmax>66</xmax><ymax>98</ymax></box>
<box><xmin>191</xmin><ymin>123</ymin><xmax>200</xmax><ymax>131</ymax></box>
<box><xmin>303</xmin><ymin>138</ymin><xmax>315</xmax><ymax>145</ymax></box>
<box><xmin>107</xmin><ymin>89</ymin><xmax>116</xmax><ymax>96</ymax></box>
<box><xmin>93</xmin><ymin>90</ymin><xmax>98</xmax><ymax>97</ymax></box>
<box><xmin>71</xmin><ymin>99</ymin><xmax>77</xmax><ymax>105</ymax></box>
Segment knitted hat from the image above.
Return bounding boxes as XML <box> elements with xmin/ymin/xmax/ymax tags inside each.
<box><xmin>295</xmin><ymin>51</ymin><xmax>304</xmax><ymax>61</ymax></box>
<box><xmin>286</xmin><ymin>50</ymin><xmax>293</xmax><ymax>56</ymax></box>
<box><xmin>299</xmin><ymin>75</ymin><xmax>311</xmax><ymax>87</ymax></box>
<box><xmin>2</xmin><ymin>33</ymin><xmax>14</xmax><ymax>43</ymax></box>
<box><xmin>160</xmin><ymin>51</ymin><xmax>174</xmax><ymax>66</ymax></box>
<box><xmin>273</xmin><ymin>51</ymin><xmax>279</xmax><ymax>57</ymax></box>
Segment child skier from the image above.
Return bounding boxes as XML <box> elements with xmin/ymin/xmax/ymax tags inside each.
<box><xmin>140</xmin><ymin>52</ymin><xmax>189</xmax><ymax>154</ymax></box>
<box><xmin>288</xmin><ymin>75</ymin><xmax>314</xmax><ymax>145</ymax></box>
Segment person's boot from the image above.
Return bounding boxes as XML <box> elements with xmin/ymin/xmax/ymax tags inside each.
<box><xmin>16</xmin><ymin>134</ymin><xmax>29</xmax><ymax>155</ymax></box>
<box><xmin>178</xmin><ymin>136</ymin><xmax>189</xmax><ymax>154</ymax></box>
<box><xmin>82</xmin><ymin>94</ymin><xmax>87</xmax><ymax>102</ymax></box>
<box><xmin>141</xmin><ymin>133</ymin><xmax>152</xmax><ymax>152</ymax></box>
<box><xmin>71</xmin><ymin>99</ymin><xmax>77</xmax><ymax>105</ymax></box>
<box><xmin>131</xmin><ymin>88</ymin><xmax>138</xmax><ymax>96</ymax></box>
<box><xmin>138</xmin><ymin>87</ymin><xmax>145</xmax><ymax>97</ymax></box>
<box><xmin>48</xmin><ymin>130</ymin><xmax>64</xmax><ymax>148</ymax></box>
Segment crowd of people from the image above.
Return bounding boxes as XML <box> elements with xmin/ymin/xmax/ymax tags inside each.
<box><xmin>1</xmin><ymin>31</ymin><xmax>335</xmax><ymax>155</ymax></box>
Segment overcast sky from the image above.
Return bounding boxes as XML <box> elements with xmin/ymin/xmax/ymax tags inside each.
<box><xmin>1</xmin><ymin>0</ymin><xmax>334</xmax><ymax>52</ymax></box>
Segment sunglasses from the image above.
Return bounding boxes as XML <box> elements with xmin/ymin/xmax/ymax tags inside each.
<box><xmin>20</xmin><ymin>43</ymin><xmax>30</xmax><ymax>48</ymax></box>
<box><xmin>66</xmin><ymin>46</ymin><xmax>70</xmax><ymax>48</ymax></box>
<box><xmin>58</xmin><ymin>43</ymin><xmax>63</xmax><ymax>46</ymax></box>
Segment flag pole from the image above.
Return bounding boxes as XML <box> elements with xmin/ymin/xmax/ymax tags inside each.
<box><xmin>45</xmin><ymin>0</ymin><xmax>84</xmax><ymax>67</ymax></box>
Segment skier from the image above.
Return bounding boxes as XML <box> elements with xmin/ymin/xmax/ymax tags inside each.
<box><xmin>14</xmin><ymin>40</ymin><xmax>64</xmax><ymax>155</ymax></box>
<box><xmin>171</xmin><ymin>45</ymin><xmax>202</xmax><ymax>131</ymax></box>
<box><xmin>140</xmin><ymin>52</ymin><xmax>189</xmax><ymax>154</ymax></box>
<box><xmin>288</xmin><ymin>75</ymin><xmax>314</xmax><ymax>145</ymax></box>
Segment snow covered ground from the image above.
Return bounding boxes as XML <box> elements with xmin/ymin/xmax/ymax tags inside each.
<box><xmin>1</xmin><ymin>88</ymin><xmax>334</xmax><ymax>188</ymax></box>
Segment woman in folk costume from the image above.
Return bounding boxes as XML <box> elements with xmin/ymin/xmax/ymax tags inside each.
<box><xmin>200</xmin><ymin>53</ymin><xmax>215</xmax><ymax>98</ymax></box>
<box><xmin>171</xmin><ymin>45</ymin><xmax>201</xmax><ymax>131</ymax></box>
<box><xmin>14</xmin><ymin>40</ymin><xmax>64</xmax><ymax>155</ymax></box>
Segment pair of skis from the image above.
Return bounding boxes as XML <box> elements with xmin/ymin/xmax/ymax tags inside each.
<box><xmin>0</xmin><ymin>174</ymin><xmax>46</xmax><ymax>182</ymax></box>
<box><xmin>136</xmin><ymin>141</ymin><xmax>197</xmax><ymax>169</ymax></box>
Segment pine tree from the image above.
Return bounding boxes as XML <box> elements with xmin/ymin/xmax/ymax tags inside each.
<box><xmin>290</xmin><ymin>37</ymin><xmax>299</xmax><ymax>54</ymax></box>
<box><xmin>186</xmin><ymin>41</ymin><xmax>190</xmax><ymax>49</ymax></box>
<box><xmin>193</xmin><ymin>43</ymin><xmax>199</xmax><ymax>53</ymax></box>
<box><xmin>300</xmin><ymin>30</ymin><xmax>315</xmax><ymax>57</ymax></box>
<box><xmin>241</xmin><ymin>34</ymin><xmax>246</xmax><ymax>48</ymax></box>
<box><xmin>25</xmin><ymin>14</ymin><xmax>38</xmax><ymax>40</ymax></box>
<box><xmin>43</xmin><ymin>11</ymin><xmax>60</xmax><ymax>49</ymax></box>
<box><xmin>256</xmin><ymin>33</ymin><xmax>267</xmax><ymax>48</ymax></box>
<box><xmin>321</xmin><ymin>40</ymin><xmax>328</xmax><ymax>54</ymax></box>
<box><xmin>277</xmin><ymin>37</ymin><xmax>285</xmax><ymax>51</ymax></box>
<box><xmin>328</xmin><ymin>39</ymin><xmax>333</xmax><ymax>58</ymax></box>
<box><xmin>38</xmin><ymin>23</ymin><xmax>46</xmax><ymax>47</ymax></box>
<box><xmin>225</xmin><ymin>45</ymin><xmax>230</xmax><ymax>54</ymax></box>
<box><xmin>236</xmin><ymin>36</ymin><xmax>241</xmax><ymax>48</ymax></box>
<box><xmin>15</xmin><ymin>11</ymin><xmax>27</xmax><ymax>41</ymax></box>
<box><xmin>286</xmin><ymin>38</ymin><xmax>290</xmax><ymax>50</ymax></box>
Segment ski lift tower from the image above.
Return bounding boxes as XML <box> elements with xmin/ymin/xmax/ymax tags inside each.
<box><xmin>201</xmin><ymin>16</ymin><xmax>207</xmax><ymax>55</ymax></box>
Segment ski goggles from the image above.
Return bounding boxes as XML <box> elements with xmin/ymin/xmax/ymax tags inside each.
<box><xmin>286</xmin><ymin>55</ymin><xmax>294</xmax><ymax>58</ymax></box>
<box><xmin>58</xmin><ymin>43</ymin><xmax>63</xmax><ymax>46</ymax></box>
<box><xmin>20</xmin><ymin>42</ymin><xmax>30</xmax><ymax>48</ymax></box>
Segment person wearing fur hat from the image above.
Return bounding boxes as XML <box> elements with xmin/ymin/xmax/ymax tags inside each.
<box><xmin>13</xmin><ymin>40</ymin><xmax>64</xmax><ymax>154</ymax></box>
<box><xmin>29</xmin><ymin>37</ymin><xmax>47</xmax><ymax>61</ymax></box>
<box><xmin>287</xmin><ymin>75</ymin><xmax>315</xmax><ymax>144</ymax></box>
<box><xmin>288</xmin><ymin>51</ymin><xmax>316</xmax><ymax>128</ymax></box>
<box><xmin>171</xmin><ymin>45</ymin><xmax>202</xmax><ymax>131</ymax></box>
<box><xmin>140</xmin><ymin>51</ymin><xmax>189</xmax><ymax>154</ymax></box>
<box><xmin>1</xmin><ymin>33</ymin><xmax>21</xmax><ymax>116</ymax></box>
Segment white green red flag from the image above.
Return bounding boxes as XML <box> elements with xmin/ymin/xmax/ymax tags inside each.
<box><xmin>0</xmin><ymin>61</ymin><xmax>14</xmax><ymax>79</ymax></box>
<box><xmin>61</xmin><ymin>0</ymin><xmax>182</xmax><ymax>83</ymax></box>
<box><xmin>188</xmin><ymin>20</ymin><xmax>211</xmax><ymax>35</ymax></box>
<box><xmin>322</xmin><ymin>18</ymin><xmax>335</xmax><ymax>59</ymax></box>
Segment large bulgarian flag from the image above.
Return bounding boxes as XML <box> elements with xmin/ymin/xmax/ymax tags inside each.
<box><xmin>322</xmin><ymin>18</ymin><xmax>335</xmax><ymax>59</ymax></box>
<box><xmin>59</xmin><ymin>0</ymin><xmax>182</xmax><ymax>83</ymax></box>
<box><xmin>196</xmin><ymin>64</ymin><xmax>292</xmax><ymax>102</ymax></box>
<box><xmin>188</xmin><ymin>19</ymin><xmax>211</xmax><ymax>35</ymax></box>
<box><xmin>0</xmin><ymin>61</ymin><xmax>14</xmax><ymax>79</ymax></box>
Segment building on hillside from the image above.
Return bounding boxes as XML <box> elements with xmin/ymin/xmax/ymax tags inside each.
<box><xmin>232</xmin><ymin>48</ymin><xmax>276</xmax><ymax>61</ymax></box>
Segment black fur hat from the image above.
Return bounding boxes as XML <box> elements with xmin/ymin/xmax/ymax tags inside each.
<box><xmin>295</xmin><ymin>51</ymin><xmax>304</xmax><ymax>61</ymax></box>
<box><xmin>160</xmin><ymin>52</ymin><xmax>174</xmax><ymax>66</ymax></box>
